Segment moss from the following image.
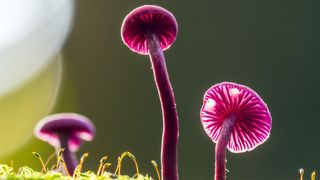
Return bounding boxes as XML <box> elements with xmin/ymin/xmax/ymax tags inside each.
<box><xmin>0</xmin><ymin>164</ymin><xmax>154</xmax><ymax>180</ymax></box>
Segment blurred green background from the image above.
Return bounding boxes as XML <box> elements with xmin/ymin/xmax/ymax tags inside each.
<box><xmin>2</xmin><ymin>0</ymin><xmax>320</xmax><ymax>179</ymax></box>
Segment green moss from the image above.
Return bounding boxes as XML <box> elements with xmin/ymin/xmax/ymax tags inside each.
<box><xmin>0</xmin><ymin>165</ymin><xmax>154</xmax><ymax>180</ymax></box>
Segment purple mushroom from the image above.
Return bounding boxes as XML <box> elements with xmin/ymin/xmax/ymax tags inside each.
<box><xmin>34</xmin><ymin>113</ymin><xmax>95</xmax><ymax>175</ymax></box>
<box><xmin>121</xmin><ymin>5</ymin><xmax>179</xmax><ymax>180</ymax></box>
<box><xmin>200</xmin><ymin>82</ymin><xmax>272</xmax><ymax>180</ymax></box>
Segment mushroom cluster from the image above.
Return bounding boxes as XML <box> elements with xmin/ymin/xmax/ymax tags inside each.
<box><xmin>28</xmin><ymin>4</ymin><xmax>273</xmax><ymax>180</ymax></box>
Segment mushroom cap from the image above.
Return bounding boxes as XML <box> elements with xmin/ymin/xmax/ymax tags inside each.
<box><xmin>200</xmin><ymin>82</ymin><xmax>272</xmax><ymax>153</ymax></box>
<box><xmin>121</xmin><ymin>5</ymin><xmax>178</xmax><ymax>55</ymax></box>
<box><xmin>34</xmin><ymin>113</ymin><xmax>95</xmax><ymax>152</ymax></box>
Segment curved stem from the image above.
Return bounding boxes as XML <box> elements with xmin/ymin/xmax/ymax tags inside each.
<box><xmin>58</xmin><ymin>134</ymin><xmax>79</xmax><ymax>175</ymax></box>
<box><xmin>215</xmin><ymin>115</ymin><xmax>236</xmax><ymax>180</ymax></box>
<box><xmin>147</xmin><ymin>34</ymin><xmax>179</xmax><ymax>180</ymax></box>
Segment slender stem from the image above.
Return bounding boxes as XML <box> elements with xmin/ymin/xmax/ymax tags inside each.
<box><xmin>58</xmin><ymin>134</ymin><xmax>79</xmax><ymax>175</ymax></box>
<box><xmin>215</xmin><ymin>115</ymin><xmax>236</xmax><ymax>180</ymax></box>
<box><xmin>147</xmin><ymin>34</ymin><xmax>179</xmax><ymax>180</ymax></box>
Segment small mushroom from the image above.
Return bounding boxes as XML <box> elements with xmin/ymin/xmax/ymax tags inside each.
<box><xmin>121</xmin><ymin>5</ymin><xmax>179</xmax><ymax>180</ymax></box>
<box><xmin>200</xmin><ymin>82</ymin><xmax>272</xmax><ymax>180</ymax></box>
<box><xmin>34</xmin><ymin>113</ymin><xmax>95</xmax><ymax>175</ymax></box>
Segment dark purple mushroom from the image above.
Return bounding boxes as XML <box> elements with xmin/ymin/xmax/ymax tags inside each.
<box><xmin>34</xmin><ymin>113</ymin><xmax>95</xmax><ymax>175</ymax></box>
<box><xmin>121</xmin><ymin>5</ymin><xmax>179</xmax><ymax>180</ymax></box>
<box><xmin>200</xmin><ymin>82</ymin><xmax>272</xmax><ymax>180</ymax></box>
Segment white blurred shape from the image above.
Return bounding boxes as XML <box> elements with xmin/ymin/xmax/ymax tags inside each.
<box><xmin>0</xmin><ymin>0</ymin><xmax>74</xmax><ymax>96</ymax></box>
<box><xmin>0</xmin><ymin>56</ymin><xmax>63</xmax><ymax>157</ymax></box>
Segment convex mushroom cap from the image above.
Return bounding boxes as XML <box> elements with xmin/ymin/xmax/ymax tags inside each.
<box><xmin>34</xmin><ymin>113</ymin><xmax>95</xmax><ymax>151</ymax></box>
<box><xmin>200</xmin><ymin>82</ymin><xmax>272</xmax><ymax>153</ymax></box>
<box><xmin>121</xmin><ymin>5</ymin><xmax>178</xmax><ymax>55</ymax></box>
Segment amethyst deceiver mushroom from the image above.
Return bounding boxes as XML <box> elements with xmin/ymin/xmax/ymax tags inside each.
<box><xmin>200</xmin><ymin>82</ymin><xmax>272</xmax><ymax>180</ymax></box>
<box><xmin>34</xmin><ymin>113</ymin><xmax>95</xmax><ymax>175</ymax></box>
<box><xmin>121</xmin><ymin>5</ymin><xmax>179</xmax><ymax>180</ymax></box>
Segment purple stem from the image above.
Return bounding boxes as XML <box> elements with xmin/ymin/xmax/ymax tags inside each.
<box><xmin>215</xmin><ymin>115</ymin><xmax>236</xmax><ymax>180</ymax></box>
<box><xmin>147</xmin><ymin>34</ymin><xmax>179</xmax><ymax>180</ymax></box>
<box><xmin>58</xmin><ymin>134</ymin><xmax>79</xmax><ymax>175</ymax></box>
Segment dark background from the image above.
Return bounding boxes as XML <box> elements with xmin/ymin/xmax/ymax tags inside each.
<box><xmin>5</xmin><ymin>0</ymin><xmax>320</xmax><ymax>179</ymax></box>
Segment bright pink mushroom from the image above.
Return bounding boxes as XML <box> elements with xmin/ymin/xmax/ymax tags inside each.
<box><xmin>121</xmin><ymin>5</ymin><xmax>177</xmax><ymax>55</ymax></box>
<box><xmin>121</xmin><ymin>5</ymin><xmax>179</xmax><ymax>180</ymax></box>
<box><xmin>34</xmin><ymin>113</ymin><xmax>95</xmax><ymax>175</ymax></box>
<box><xmin>200</xmin><ymin>82</ymin><xmax>272</xmax><ymax>180</ymax></box>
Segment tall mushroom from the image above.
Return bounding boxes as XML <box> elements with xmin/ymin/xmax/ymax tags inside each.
<box><xmin>34</xmin><ymin>113</ymin><xmax>95</xmax><ymax>175</ymax></box>
<box><xmin>200</xmin><ymin>82</ymin><xmax>272</xmax><ymax>180</ymax></box>
<box><xmin>121</xmin><ymin>5</ymin><xmax>179</xmax><ymax>180</ymax></box>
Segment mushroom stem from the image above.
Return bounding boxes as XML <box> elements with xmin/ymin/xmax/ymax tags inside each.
<box><xmin>58</xmin><ymin>134</ymin><xmax>79</xmax><ymax>175</ymax></box>
<box><xmin>147</xmin><ymin>34</ymin><xmax>179</xmax><ymax>180</ymax></box>
<box><xmin>215</xmin><ymin>115</ymin><xmax>236</xmax><ymax>180</ymax></box>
